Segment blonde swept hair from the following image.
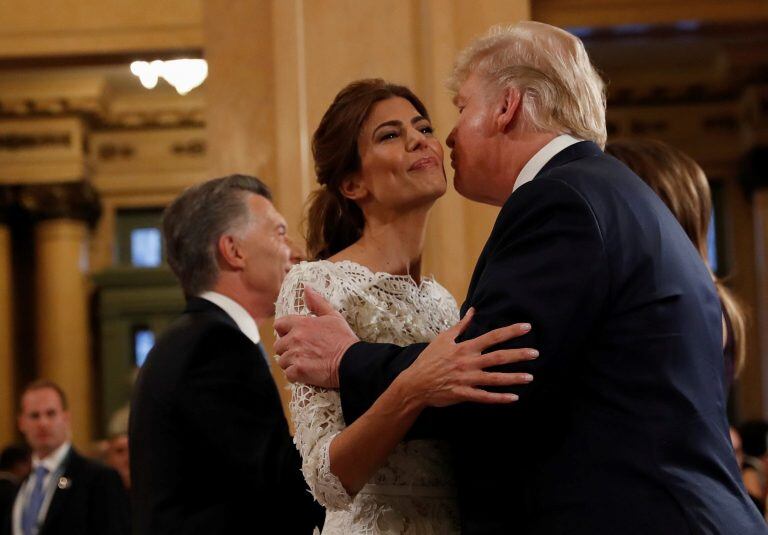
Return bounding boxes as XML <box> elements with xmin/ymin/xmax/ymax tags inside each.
<box><xmin>447</xmin><ymin>21</ymin><xmax>607</xmax><ymax>148</ymax></box>
<box><xmin>606</xmin><ymin>138</ymin><xmax>748</xmax><ymax>376</ymax></box>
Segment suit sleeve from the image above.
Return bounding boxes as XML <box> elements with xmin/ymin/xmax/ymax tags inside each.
<box><xmin>340</xmin><ymin>178</ymin><xmax>610</xmax><ymax>433</ymax></box>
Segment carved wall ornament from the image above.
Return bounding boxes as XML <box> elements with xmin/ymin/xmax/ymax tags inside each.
<box><xmin>0</xmin><ymin>132</ymin><xmax>71</xmax><ymax>151</ymax></box>
<box><xmin>97</xmin><ymin>142</ymin><xmax>136</xmax><ymax>161</ymax></box>
<box><xmin>170</xmin><ymin>139</ymin><xmax>205</xmax><ymax>155</ymax></box>
<box><xmin>16</xmin><ymin>181</ymin><xmax>101</xmax><ymax>226</ymax></box>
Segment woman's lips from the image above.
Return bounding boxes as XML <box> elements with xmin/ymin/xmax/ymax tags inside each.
<box><xmin>409</xmin><ymin>156</ymin><xmax>439</xmax><ymax>171</ymax></box>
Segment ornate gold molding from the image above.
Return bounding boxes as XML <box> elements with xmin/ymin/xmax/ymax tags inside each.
<box><xmin>12</xmin><ymin>180</ymin><xmax>101</xmax><ymax>226</ymax></box>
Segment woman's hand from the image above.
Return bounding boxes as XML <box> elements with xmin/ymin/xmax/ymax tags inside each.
<box><xmin>395</xmin><ymin>308</ymin><xmax>537</xmax><ymax>408</ymax></box>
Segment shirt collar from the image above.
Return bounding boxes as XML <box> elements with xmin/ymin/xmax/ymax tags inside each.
<box><xmin>199</xmin><ymin>291</ymin><xmax>261</xmax><ymax>346</ymax></box>
<box><xmin>32</xmin><ymin>441</ymin><xmax>70</xmax><ymax>474</ymax></box>
<box><xmin>513</xmin><ymin>134</ymin><xmax>583</xmax><ymax>193</ymax></box>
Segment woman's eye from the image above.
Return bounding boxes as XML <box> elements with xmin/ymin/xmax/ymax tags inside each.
<box><xmin>419</xmin><ymin>125</ymin><xmax>434</xmax><ymax>135</ymax></box>
<box><xmin>379</xmin><ymin>132</ymin><xmax>398</xmax><ymax>141</ymax></box>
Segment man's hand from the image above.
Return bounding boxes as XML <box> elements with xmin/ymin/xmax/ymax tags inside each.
<box><xmin>274</xmin><ymin>286</ymin><xmax>359</xmax><ymax>388</ymax></box>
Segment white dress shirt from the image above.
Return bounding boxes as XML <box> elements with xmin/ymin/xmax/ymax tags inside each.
<box><xmin>512</xmin><ymin>134</ymin><xmax>583</xmax><ymax>193</ymax></box>
<box><xmin>13</xmin><ymin>441</ymin><xmax>71</xmax><ymax>535</ymax></box>
<box><xmin>199</xmin><ymin>291</ymin><xmax>261</xmax><ymax>346</ymax></box>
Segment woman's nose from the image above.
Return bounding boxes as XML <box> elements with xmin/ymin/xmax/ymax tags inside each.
<box><xmin>406</xmin><ymin>129</ymin><xmax>426</xmax><ymax>151</ymax></box>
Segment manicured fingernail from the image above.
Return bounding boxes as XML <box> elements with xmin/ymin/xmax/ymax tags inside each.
<box><xmin>527</xmin><ymin>349</ymin><xmax>539</xmax><ymax>358</ymax></box>
<box><xmin>509</xmin><ymin>394</ymin><xmax>519</xmax><ymax>401</ymax></box>
<box><xmin>520</xmin><ymin>323</ymin><xmax>531</xmax><ymax>332</ymax></box>
<box><xmin>523</xmin><ymin>374</ymin><xmax>534</xmax><ymax>382</ymax></box>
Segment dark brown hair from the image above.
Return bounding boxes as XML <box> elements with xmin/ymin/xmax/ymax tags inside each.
<box><xmin>20</xmin><ymin>379</ymin><xmax>68</xmax><ymax>411</ymax></box>
<box><xmin>306</xmin><ymin>79</ymin><xmax>430</xmax><ymax>260</ymax></box>
<box><xmin>606</xmin><ymin>138</ymin><xmax>747</xmax><ymax>375</ymax></box>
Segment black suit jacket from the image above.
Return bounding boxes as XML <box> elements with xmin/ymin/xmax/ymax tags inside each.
<box><xmin>2</xmin><ymin>448</ymin><xmax>130</xmax><ymax>535</ymax></box>
<box><xmin>129</xmin><ymin>297</ymin><xmax>323</xmax><ymax>535</ymax></box>
<box><xmin>339</xmin><ymin>142</ymin><xmax>766</xmax><ymax>534</ymax></box>
<box><xmin>0</xmin><ymin>477</ymin><xmax>18</xmax><ymax>533</ymax></box>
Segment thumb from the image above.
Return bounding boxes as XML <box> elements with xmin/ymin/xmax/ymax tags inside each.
<box><xmin>303</xmin><ymin>285</ymin><xmax>337</xmax><ymax>317</ymax></box>
<box><xmin>447</xmin><ymin>307</ymin><xmax>475</xmax><ymax>341</ymax></box>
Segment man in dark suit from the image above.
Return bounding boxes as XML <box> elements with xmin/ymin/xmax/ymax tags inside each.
<box><xmin>4</xmin><ymin>380</ymin><xmax>129</xmax><ymax>535</ymax></box>
<box><xmin>129</xmin><ymin>175</ymin><xmax>323</xmax><ymax>534</ymax></box>
<box><xmin>274</xmin><ymin>22</ymin><xmax>766</xmax><ymax>535</ymax></box>
<box><xmin>0</xmin><ymin>446</ymin><xmax>29</xmax><ymax>528</ymax></box>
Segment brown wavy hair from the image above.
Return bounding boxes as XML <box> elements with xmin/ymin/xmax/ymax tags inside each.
<box><xmin>305</xmin><ymin>79</ymin><xmax>430</xmax><ymax>260</ymax></box>
<box><xmin>606</xmin><ymin>138</ymin><xmax>747</xmax><ymax>375</ymax></box>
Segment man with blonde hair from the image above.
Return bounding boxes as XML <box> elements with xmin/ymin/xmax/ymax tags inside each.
<box><xmin>275</xmin><ymin>22</ymin><xmax>766</xmax><ymax>533</ymax></box>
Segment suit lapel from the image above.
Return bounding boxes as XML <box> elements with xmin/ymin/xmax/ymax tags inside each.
<box><xmin>460</xmin><ymin>141</ymin><xmax>604</xmax><ymax>315</ymax></box>
<box><xmin>39</xmin><ymin>449</ymin><xmax>79</xmax><ymax>532</ymax></box>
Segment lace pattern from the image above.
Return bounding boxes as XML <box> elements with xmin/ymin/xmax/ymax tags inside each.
<box><xmin>275</xmin><ymin>260</ymin><xmax>461</xmax><ymax>534</ymax></box>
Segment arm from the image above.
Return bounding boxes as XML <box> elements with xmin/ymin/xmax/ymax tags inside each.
<box><xmin>340</xmin><ymin>178</ymin><xmax>609</xmax><ymax>429</ymax></box>
<box><xmin>277</xmin><ymin>266</ymin><xmax>415</xmax><ymax>506</ymax></box>
<box><xmin>276</xmin><ymin>266</ymin><xmax>532</xmax><ymax>501</ymax></box>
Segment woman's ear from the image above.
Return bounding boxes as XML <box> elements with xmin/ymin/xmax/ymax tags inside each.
<box><xmin>340</xmin><ymin>173</ymin><xmax>369</xmax><ymax>201</ymax></box>
<box><xmin>496</xmin><ymin>87</ymin><xmax>522</xmax><ymax>133</ymax></box>
<box><xmin>217</xmin><ymin>233</ymin><xmax>245</xmax><ymax>270</ymax></box>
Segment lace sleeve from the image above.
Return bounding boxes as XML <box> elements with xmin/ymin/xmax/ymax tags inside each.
<box><xmin>275</xmin><ymin>263</ymin><xmax>354</xmax><ymax>511</ymax></box>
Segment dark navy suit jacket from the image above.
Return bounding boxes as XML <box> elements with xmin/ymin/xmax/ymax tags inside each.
<box><xmin>339</xmin><ymin>142</ymin><xmax>766</xmax><ymax>534</ymax></box>
<box><xmin>2</xmin><ymin>448</ymin><xmax>130</xmax><ymax>535</ymax></box>
<box><xmin>129</xmin><ymin>298</ymin><xmax>323</xmax><ymax>534</ymax></box>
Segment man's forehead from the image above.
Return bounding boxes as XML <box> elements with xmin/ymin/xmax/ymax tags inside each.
<box><xmin>22</xmin><ymin>389</ymin><xmax>62</xmax><ymax>410</ymax></box>
<box><xmin>249</xmin><ymin>194</ymin><xmax>286</xmax><ymax>227</ymax></box>
<box><xmin>453</xmin><ymin>74</ymin><xmax>482</xmax><ymax>104</ymax></box>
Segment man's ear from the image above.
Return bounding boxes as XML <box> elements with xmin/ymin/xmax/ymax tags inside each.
<box><xmin>217</xmin><ymin>233</ymin><xmax>245</xmax><ymax>270</ymax></box>
<box><xmin>496</xmin><ymin>86</ymin><xmax>522</xmax><ymax>133</ymax></box>
<box><xmin>339</xmin><ymin>173</ymin><xmax>369</xmax><ymax>202</ymax></box>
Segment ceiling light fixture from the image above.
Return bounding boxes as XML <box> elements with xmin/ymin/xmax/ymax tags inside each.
<box><xmin>130</xmin><ymin>59</ymin><xmax>208</xmax><ymax>95</ymax></box>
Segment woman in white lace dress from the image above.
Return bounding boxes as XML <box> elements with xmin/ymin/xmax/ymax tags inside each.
<box><xmin>275</xmin><ymin>80</ymin><xmax>535</xmax><ymax>534</ymax></box>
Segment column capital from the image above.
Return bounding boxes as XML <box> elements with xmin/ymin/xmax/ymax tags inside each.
<box><xmin>16</xmin><ymin>181</ymin><xmax>101</xmax><ymax>227</ymax></box>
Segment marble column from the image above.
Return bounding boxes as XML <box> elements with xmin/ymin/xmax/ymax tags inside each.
<box><xmin>0</xmin><ymin>187</ymin><xmax>15</xmax><ymax>444</ymax></box>
<box><xmin>20</xmin><ymin>182</ymin><xmax>100</xmax><ymax>446</ymax></box>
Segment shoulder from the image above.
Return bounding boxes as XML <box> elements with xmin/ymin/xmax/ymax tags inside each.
<box><xmin>153</xmin><ymin>306</ymin><xmax>244</xmax><ymax>355</ymax></box>
<box><xmin>278</xmin><ymin>260</ymin><xmax>367</xmax><ymax>315</ymax></box>
<box><xmin>64</xmin><ymin>449</ymin><xmax>121</xmax><ymax>484</ymax></box>
<box><xmin>281</xmin><ymin>260</ymin><xmax>338</xmax><ymax>291</ymax></box>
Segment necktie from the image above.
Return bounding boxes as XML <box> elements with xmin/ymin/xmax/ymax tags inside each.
<box><xmin>21</xmin><ymin>465</ymin><xmax>49</xmax><ymax>535</ymax></box>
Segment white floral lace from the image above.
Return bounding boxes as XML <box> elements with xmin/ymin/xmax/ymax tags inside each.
<box><xmin>275</xmin><ymin>260</ymin><xmax>461</xmax><ymax>534</ymax></box>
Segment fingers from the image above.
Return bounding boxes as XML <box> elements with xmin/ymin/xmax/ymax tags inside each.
<box><xmin>274</xmin><ymin>316</ymin><xmax>299</xmax><ymax>338</ymax></box>
<box><xmin>452</xmin><ymin>386</ymin><xmax>519</xmax><ymax>404</ymax></box>
<box><xmin>466</xmin><ymin>322</ymin><xmax>531</xmax><ymax>352</ymax></box>
<box><xmin>470</xmin><ymin>371</ymin><xmax>533</xmax><ymax>387</ymax></box>
<box><xmin>446</xmin><ymin>307</ymin><xmax>475</xmax><ymax>340</ymax></box>
<box><xmin>275</xmin><ymin>351</ymin><xmax>293</xmax><ymax>371</ymax></box>
<box><xmin>477</xmin><ymin>348</ymin><xmax>539</xmax><ymax>368</ymax></box>
<box><xmin>303</xmin><ymin>286</ymin><xmax>337</xmax><ymax>317</ymax></box>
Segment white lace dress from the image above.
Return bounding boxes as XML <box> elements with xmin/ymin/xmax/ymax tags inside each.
<box><xmin>275</xmin><ymin>260</ymin><xmax>461</xmax><ymax>534</ymax></box>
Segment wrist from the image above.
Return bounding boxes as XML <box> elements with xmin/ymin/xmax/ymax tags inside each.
<box><xmin>390</xmin><ymin>372</ymin><xmax>428</xmax><ymax>414</ymax></box>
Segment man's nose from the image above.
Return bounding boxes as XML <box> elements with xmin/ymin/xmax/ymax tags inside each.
<box><xmin>286</xmin><ymin>238</ymin><xmax>304</xmax><ymax>265</ymax></box>
<box><xmin>446</xmin><ymin>128</ymin><xmax>456</xmax><ymax>148</ymax></box>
